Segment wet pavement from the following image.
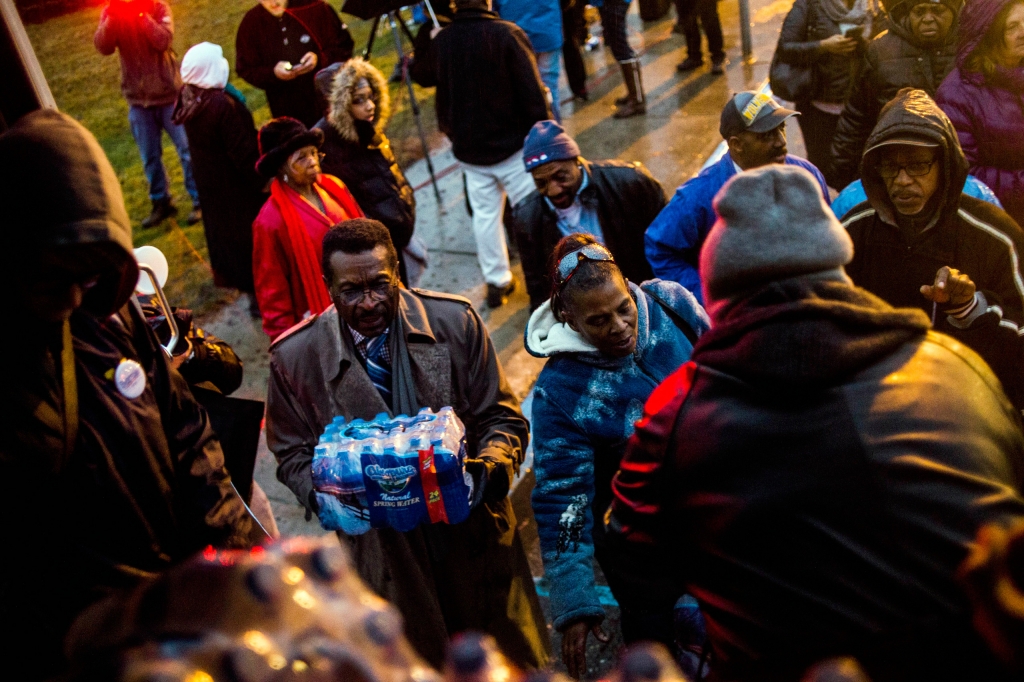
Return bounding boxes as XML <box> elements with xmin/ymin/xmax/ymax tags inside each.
<box><xmin>197</xmin><ymin>1</ymin><xmax>803</xmax><ymax>676</ymax></box>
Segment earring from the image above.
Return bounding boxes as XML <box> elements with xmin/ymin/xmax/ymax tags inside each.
<box><xmin>283</xmin><ymin>173</ymin><xmax>289</xmax><ymax>183</ymax></box>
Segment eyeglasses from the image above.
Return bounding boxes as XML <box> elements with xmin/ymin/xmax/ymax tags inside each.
<box><xmin>556</xmin><ymin>244</ymin><xmax>615</xmax><ymax>287</ymax></box>
<box><xmin>877</xmin><ymin>159</ymin><xmax>936</xmax><ymax>179</ymax></box>
<box><xmin>335</xmin><ymin>279</ymin><xmax>395</xmax><ymax>306</ymax></box>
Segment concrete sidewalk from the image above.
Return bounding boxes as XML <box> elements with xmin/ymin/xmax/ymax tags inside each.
<box><xmin>200</xmin><ymin>0</ymin><xmax>804</xmax><ymax>539</ymax></box>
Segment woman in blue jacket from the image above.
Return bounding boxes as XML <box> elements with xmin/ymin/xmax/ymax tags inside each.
<box><xmin>526</xmin><ymin>233</ymin><xmax>710</xmax><ymax>677</ymax></box>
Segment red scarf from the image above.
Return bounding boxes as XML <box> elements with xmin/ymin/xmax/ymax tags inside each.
<box><xmin>269</xmin><ymin>175</ymin><xmax>363</xmax><ymax>318</ymax></box>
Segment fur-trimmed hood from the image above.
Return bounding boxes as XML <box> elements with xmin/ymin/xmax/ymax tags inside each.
<box><xmin>327</xmin><ymin>57</ymin><xmax>391</xmax><ymax>143</ymax></box>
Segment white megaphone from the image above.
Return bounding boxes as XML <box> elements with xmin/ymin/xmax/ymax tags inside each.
<box><xmin>134</xmin><ymin>245</ymin><xmax>178</xmax><ymax>357</ymax></box>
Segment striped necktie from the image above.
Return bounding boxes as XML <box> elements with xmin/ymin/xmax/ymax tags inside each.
<box><xmin>360</xmin><ymin>334</ymin><xmax>392</xmax><ymax>409</ymax></box>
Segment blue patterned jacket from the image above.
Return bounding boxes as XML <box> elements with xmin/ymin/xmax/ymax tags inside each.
<box><xmin>525</xmin><ymin>280</ymin><xmax>709</xmax><ymax>629</ymax></box>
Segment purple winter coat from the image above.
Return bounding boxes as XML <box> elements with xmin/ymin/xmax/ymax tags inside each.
<box><xmin>936</xmin><ymin>0</ymin><xmax>1024</xmax><ymax>227</ymax></box>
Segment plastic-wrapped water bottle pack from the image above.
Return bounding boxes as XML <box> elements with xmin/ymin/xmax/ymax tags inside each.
<box><xmin>311</xmin><ymin>407</ymin><xmax>473</xmax><ymax>534</ymax></box>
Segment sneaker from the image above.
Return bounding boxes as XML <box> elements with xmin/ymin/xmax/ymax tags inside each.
<box><xmin>486</xmin><ymin>277</ymin><xmax>517</xmax><ymax>308</ymax></box>
<box><xmin>676</xmin><ymin>57</ymin><xmax>704</xmax><ymax>72</ymax></box>
<box><xmin>141</xmin><ymin>197</ymin><xmax>177</xmax><ymax>228</ymax></box>
<box><xmin>186</xmin><ymin>207</ymin><xmax>203</xmax><ymax>225</ymax></box>
<box><xmin>711</xmin><ymin>57</ymin><xmax>728</xmax><ymax>75</ymax></box>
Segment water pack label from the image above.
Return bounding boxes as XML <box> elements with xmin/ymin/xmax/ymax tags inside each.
<box><xmin>361</xmin><ymin>451</ymin><xmax>427</xmax><ymax>532</ymax></box>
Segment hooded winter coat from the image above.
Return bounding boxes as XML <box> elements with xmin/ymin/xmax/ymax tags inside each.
<box><xmin>842</xmin><ymin>88</ymin><xmax>1024</xmax><ymax>411</ymax></box>
<box><xmin>315</xmin><ymin>58</ymin><xmax>416</xmax><ymax>255</ymax></box>
<box><xmin>606</xmin><ymin>274</ymin><xmax>1024</xmax><ymax>682</ymax></box>
<box><xmin>0</xmin><ymin>111</ymin><xmax>257</xmax><ymax>680</ymax></box>
<box><xmin>527</xmin><ymin>280</ymin><xmax>708</xmax><ymax>634</ymax></box>
<box><xmin>829</xmin><ymin>5</ymin><xmax>959</xmax><ymax>188</ymax></box>
<box><xmin>936</xmin><ymin>0</ymin><xmax>1024</xmax><ymax>227</ymax></box>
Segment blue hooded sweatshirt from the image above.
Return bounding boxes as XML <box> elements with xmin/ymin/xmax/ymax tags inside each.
<box><xmin>526</xmin><ymin>279</ymin><xmax>709</xmax><ymax>629</ymax></box>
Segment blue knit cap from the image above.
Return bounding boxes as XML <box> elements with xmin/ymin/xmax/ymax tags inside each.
<box><xmin>523</xmin><ymin>120</ymin><xmax>581</xmax><ymax>171</ymax></box>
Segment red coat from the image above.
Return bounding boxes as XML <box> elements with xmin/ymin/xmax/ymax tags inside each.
<box><xmin>253</xmin><ymin>176</ymin><xmax>362</xmax><ymax>339</ymax></box>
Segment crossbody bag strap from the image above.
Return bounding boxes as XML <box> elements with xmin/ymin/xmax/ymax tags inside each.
<box><xmin>62</xmin><ymin>319</ymin><xmax>79</xmax><ymax>461</ymax></box>
<box><xmin>646</xmin><ymin>290</ymin><xmax>700</xmax><ymax>348</ymax></box>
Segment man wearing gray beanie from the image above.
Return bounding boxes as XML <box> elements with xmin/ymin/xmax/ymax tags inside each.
<box><xmin>511</xmin><ymin>119</ymin><xmax>665</xmax><ymax>310</ymax></box>
<box><xmin>606</xmin><ymin>165</ymin><xmax>1024</xmax><ymax>682</ymax></box>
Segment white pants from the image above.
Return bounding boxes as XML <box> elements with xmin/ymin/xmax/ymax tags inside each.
<box><xmin>463</xmin><ymin>149</ymin><xmax>537</xmax><ymax>287</ymax></box>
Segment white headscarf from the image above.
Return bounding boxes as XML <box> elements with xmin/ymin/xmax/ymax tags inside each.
<box><xmin>181</xmin><ymin>42</ymin><xmax>230</xmax><ymax>90</ymax></box>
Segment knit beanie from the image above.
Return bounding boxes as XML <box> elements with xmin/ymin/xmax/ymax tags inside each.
<box><xmin>523</xmin><ymin>120</ymin><xmax>581</xmax><ymax>171</ymax></box>
<box><xmin>700</xmin><ymin>165</ymin><xmax>854</xmax><ymax>307</ymax></box>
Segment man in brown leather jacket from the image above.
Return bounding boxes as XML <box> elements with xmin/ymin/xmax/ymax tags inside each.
<box><xmin>265</xmin><ymin>218</ymin><xmax>550</xmax><ymax>670</ymax></box>
<box><xmin>607</xmin><ymin>165</ymin><xmax>1024</xmax><ymax>682</ymax></box>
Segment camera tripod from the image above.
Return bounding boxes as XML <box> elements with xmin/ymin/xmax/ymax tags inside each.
<box><xmin>363</xmin><ymin>2</ymin><xmax>442</xmax><ymax>202</ymax></box>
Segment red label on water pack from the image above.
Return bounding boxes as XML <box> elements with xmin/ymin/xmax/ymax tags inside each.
<box><xmin>418</xmin><ymin>445</ymin><xmax>449</xmax><ymax>524</ymax></box>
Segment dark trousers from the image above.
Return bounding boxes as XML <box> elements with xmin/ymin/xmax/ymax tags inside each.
<box><xmin>674</xmin><ymin>0</ymin><xmax>725</xmax><ymax>62</ymax></box>
<box><xmin>599</xmin><ymin>0</ymin><xmax>637</xmax><ymax>62</ymax></box>
<box><xmin>594</xmin><ymin>543</ymin><xmax>680</xmax><ymax>645</ymax></box>
<box><xmin>796</xmin><ymin>103</ymin><xmax>841</xmax><ymax>189</ymax></box>
<box><xmin>562</xmin><ymin>0</ymin><xmax>588</xmax><ymax>96</ymax></box>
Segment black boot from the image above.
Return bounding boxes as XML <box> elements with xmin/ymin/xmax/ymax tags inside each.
<box><xmin>486</xmin><ymin>276</ymin><xmax>517</xmax><ymax>308</ymax></box>
<box><xmin>142</xmin><ymin>197</ymin><xmax>177</xmax><ymax>228</ymax></box>
<box><xmin>614</xmin><ymin>59</ymin><xmax>646</xmax><ymax>118</ymax></box>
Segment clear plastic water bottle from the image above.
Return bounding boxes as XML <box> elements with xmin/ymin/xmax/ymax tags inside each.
<box><xmin>318</xmin><ymin>436</ymin><xmax>371</xmax><ymax>535</ymax></box>
<box><xmin>432</xmin><ymin>432</ymin><xmax>470</xmax><ymax>524</ymax></box>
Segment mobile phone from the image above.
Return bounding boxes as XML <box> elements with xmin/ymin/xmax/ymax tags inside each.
<box><xmin>844</xmin><ymin>26</ymin><xmax>864</xmax><ymax>40</ymax></box>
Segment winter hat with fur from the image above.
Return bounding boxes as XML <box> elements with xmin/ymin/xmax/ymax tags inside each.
<box><xmin>327</xmin><ymin>57</ymin><xmax>391</xmax><ymax>142</ymax></box>
<box><xmin>255</xmin><ymin>117</ymin><xmax>323</xmax><ymax>178</ymax></box>
<box><xmin>700</xmin><ymin>165</ymin><xmax>853</xmax><ymax>307</ymax></box>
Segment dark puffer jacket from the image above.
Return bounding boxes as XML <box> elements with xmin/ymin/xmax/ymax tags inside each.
<box><xmin>842</xmin><ymin>88</ymin><xmax>1024</xmax><ymax>411</ymax></box>
<box><xmin>315</xmin><ymin>58</ymin><xmax>415</xmax><ymax>252</ymax></box>
<box><xmin>510</xmin><ymin>159</ymin><xmax>663</xmax><ymax>310</ymax></box>
<box><xmin>829</xmin><ymin>12</ymin><xmax>958</xmax><ymax>188</ymax></box>
<box><xmin>936</xmin><ymin>0</ymin><xmax>1024</xmax><ymax>227</ymax></box>
<box><xmin>606</xmin><ymin>275</ymin><xmax>1024</xmax><ymax>682</ymax></box>
<box><xmin>776</xmin><ymin>0</ymin><xmax>873</xmax><ymax>105</ymax></box>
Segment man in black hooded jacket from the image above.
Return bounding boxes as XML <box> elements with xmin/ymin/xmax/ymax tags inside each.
<box><xmin>829</xmin><ymin>0</ymin><xmax>962</xmax><ymax>189</ymax></box>
<box><xmin>842</xmin><ymin>88</ymin><xmax>1024</xmax><ymax>412</ymax></box>
<box><xmin>0</xmin><ymin>111</ymin><xmax>261</xmax><ymax>680</ymax></box>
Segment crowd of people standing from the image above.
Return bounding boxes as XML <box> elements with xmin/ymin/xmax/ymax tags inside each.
<box><xmin>6</xmin><ymin>0</ymin><xmax>1024</xmax><ymax>679</ymax></box>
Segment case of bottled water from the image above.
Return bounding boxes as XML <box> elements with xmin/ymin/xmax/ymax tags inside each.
<box><xmin>311</xmin><ymin>408</ymin><xmax>473</xmax><ymax>534</ymax></box>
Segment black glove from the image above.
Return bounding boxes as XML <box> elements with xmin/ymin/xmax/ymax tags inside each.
<box><xmin>464</xmin><ymin>452</ymin><xmax>512</xmax><ymax>507</ymax></box>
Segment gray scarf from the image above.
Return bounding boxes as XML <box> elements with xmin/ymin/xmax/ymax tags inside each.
<box><xmin>389</xmin><ymin>314</ymin><xmax>420</xmax><ymax>419</ymax></box>
<box><xmin>819</xmin><ymin>0</ymin><xmax>868</xmax><ymax>26</ymax></box>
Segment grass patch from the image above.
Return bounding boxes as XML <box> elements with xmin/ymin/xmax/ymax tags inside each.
<box><xmin>24</xmin><ymin>0</ymin><xmax>439</xmax><ymax>313</ymax></box>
